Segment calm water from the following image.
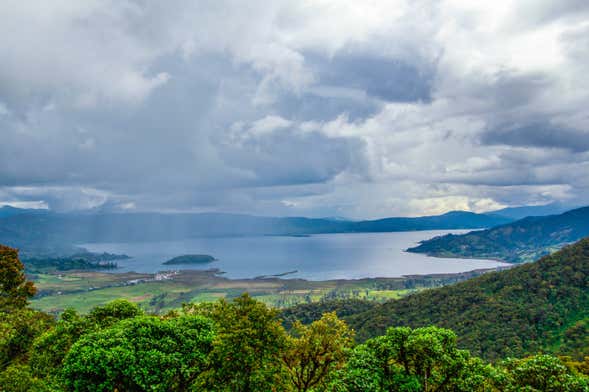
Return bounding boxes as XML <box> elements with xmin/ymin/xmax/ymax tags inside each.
<box><xmin>81</xmin><ymin>231</ymin><xmax>508</xmax><ymax>280</ymax></box>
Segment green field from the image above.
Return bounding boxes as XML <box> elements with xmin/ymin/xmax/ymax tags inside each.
<box><xmin>30</xmin><ymin>268</ymin><xmax>495</xmax><ymax>314</ymax></box>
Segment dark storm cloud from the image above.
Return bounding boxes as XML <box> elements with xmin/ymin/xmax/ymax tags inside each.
<box><xmin>310</xmin><ymin>52</ymin><xmax>434</xmax><ymax>103</ymax></box>
<box><xmin>0</xmin><ymin>1</ymin><xmax>588</xmax><ymax>216</ymax></box>
<box><xmin>481</xmin><ymin>124</ymin><xmax>589</xmax><ymax>152</ymax></box>
<box><xmin>217</xmin><ymin>127</ymin><xmax>368</xmax><ymax>186</ymax></box>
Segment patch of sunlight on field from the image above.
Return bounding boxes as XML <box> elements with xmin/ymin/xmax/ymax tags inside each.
<box><xmin>190</xmin><ymin>292</ymin><xmax>227</xmax><ymax>303</ymax></box>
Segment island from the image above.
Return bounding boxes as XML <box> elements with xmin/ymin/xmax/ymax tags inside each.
<box><xmin>162</xmin><ymin>254</ymin><xmax>217</xmax><ymax>265</ymax></box>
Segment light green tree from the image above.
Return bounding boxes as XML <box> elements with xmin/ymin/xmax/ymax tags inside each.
<box><xmin>282</xmin><ymin>312</ymin><xmax>354</xmax><ymax>391</ymax></box>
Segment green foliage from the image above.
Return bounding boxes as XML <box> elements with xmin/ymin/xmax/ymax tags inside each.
<box><xmin>61</xmin><ymin>315</ymin><xmax>214</xmax><ymax>392</ymax></box>
<box><xmin>561</xmin><ymin>318</ymin><xmax>589</xmax><ymax>360</ymax></box>
<box><xmin>333</xmin><ymin>326</ymin><xmax>492</xmax><ymax>392</ymax></box>
<box><xmin>2</xmin><ymin>290</ymin><xmax>589</xmax><ymax>391</ymax></box>
<box><xmin>563</xmin><ymin>357</ymin><xmax>589</xmax><ymax>377</ymax></box>
<box><xmin>282</xmin><ymin>312</ymin><xmax>354</xmax><ymax>391</ymax></box>
<box><xmin>2</xmin><ymin>238</ymin><xmax>589</xmax><ymax>391</ymax></box>
<box><xmin>289</xmin><ymin>238</ymin><xmax>589</xmax><ymax>360</ymax></box>
<box><xmin>0</xmin><ymin>245</ymin><xmax>36</xmax><ymax>310</ymax></box>
<box><xmin>0</xmin><ymin>308</ymin><xmax>53</xmax><ymax>371</ymax></box>
<box><xmin>492</xmin><ymin>354</ymin><xmax>589</xmax><ymax>391</ymax></box>
<box><xmin>29</xmin><ymin>300</ymin><xmax>143</xmax><ymax>379</ymax></box>
<box><xmin>0</xmin><ymin>364</ymin><xmax>53</xmax><ymax>392</ymax></box>
<box><xmin>281</xmin><ymin>299</ymin><xmax>378</xmax><ymax>330</ymax></box>
<box><xmin>86</xmin><ymin>298</ymin><xmax>143</xmax><ymax>326</ymax></box>
<box><xmin>187</xmin><ymin>293</ymin><xmax>288</xmax><ymax>391</ymax></box>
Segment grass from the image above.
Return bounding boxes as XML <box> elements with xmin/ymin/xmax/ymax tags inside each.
<box><xmin>30</xmin><ymin>269</ymin><xmax>488</xmax><ymax>315</ymax></box>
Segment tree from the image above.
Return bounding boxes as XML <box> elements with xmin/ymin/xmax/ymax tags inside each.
<box><xmin>0</xmin><ymin>308</ymin><xmax>53</xmax><ymax>371</ymax></box>
<box><xmin>282</xmin><ymin>312</ymin><xmax>354</xmax><ymax>391</ymax></box>
<box><xmin>187</xmin><ymin>293</ymin><xmax>288</xmax><ymax>391</ymax></box>
<box><xmin>338</xmin><ymin>326</ymin><xmax>491</xmax><ymax>392</ymax></box>
<box><xmin>86</xmin><ymin>298</ymin><xmax>143</xmax><ymax>326</ymax></box>
<box><xmin>30</xmin><ymin>300</ymin><xmax>143</xmax><ymax>379</ymax></box>
<box><xmin>0</xmin><ymin>364</ymin><xmax>52</xmax><ymax>392</ymax></box>
<box><xmin>493</xmin><ymin>354</ymin><xmax>589</xmax><ymax>391</ymax></box>
<box><xmin>62</xmin><ymin>315</ymin><xmax>215</xmax><ymax>392</ymax></box>
<box><xmin>30</xmin><ymin>309</ymin><xmax>86</xmax><ymax>379</ymax></box>
<box><xmin>0</xmin><ymin>245</ymin><xmax>36</xmax><ymax>310</ymax></box>
<box><xmin>563</xmin><ymin>356</ymin><xmax>589</xmax><ymax>377</ymax></box>
<box><xmin>331</xmin><ymin>344</ymin><xmax>385</xmax><ymax>392</ymax></box>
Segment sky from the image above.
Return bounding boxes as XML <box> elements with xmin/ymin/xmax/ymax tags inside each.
<box><xmin>1</xmin><ymin>0</ymin><xmax>588</xmax><ymax>219</ymax></box>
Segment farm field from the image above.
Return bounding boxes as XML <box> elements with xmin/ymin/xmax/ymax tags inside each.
<box><xmin>30</xmin><ymin>268</ymin><xmax>488</xmax><ymax>314</ymax></box>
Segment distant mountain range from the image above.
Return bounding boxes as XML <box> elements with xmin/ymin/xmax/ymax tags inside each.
<box><xmin>0</xmin><ymin>205</ymin><xmax>49</xmax><ymax>218</ymax></box>
<box><xmin>283</xmin><ymin>237</ymin><xmax>589</xmax><ymax>360</ymax></box>
<box><xmin>489</xmin><ymin>202</ymin><xmax>578</xmax><ymax>220</ymax></box>
<box><xmin>408</xmin><ymin>206</ymin><xmax>589</xmax><ymax>262</ymax></box>
<box><xmin>0</xmin><ymin>207</ymin><xmax>511</xmax><ymax>256</ymax></box>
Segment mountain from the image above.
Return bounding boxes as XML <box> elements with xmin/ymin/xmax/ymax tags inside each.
<box><xmin>408</xmin><ymin>206</ymin><xmax>589</xmax><ymax>262</ymax></box>
<box><xmin>351</xmin><ymin>210</ymin><xmax>511</xmax><ymax>232</ymax></box>
<box><xmin>490</xmin><ymin>202</ymin><xmax>577</xmax><ymax>220</ymax></box>
<box><xmin>0</xmin><ymin>206</ymin><xmax>48</xmax><ymax>218</ymax></box>
<box><xmin>283</xmin><ymin>237</ymin><xmax>589</xmax><ymax>360</ymax></box>
<box><xmin>0</xmin><ymin>210</ymin><xmax>511</xmax><ymax>256</ymax></box>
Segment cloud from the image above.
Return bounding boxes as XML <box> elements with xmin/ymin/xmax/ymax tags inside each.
<box><xmin>481</xmin><ymin>123</ymin><xmax>589</xmax><ymax>152</ymax></box>
<box><xmin>0</xmin><ymin>1</ymin><xmax>588</xmax><ymax>217</ymax></box>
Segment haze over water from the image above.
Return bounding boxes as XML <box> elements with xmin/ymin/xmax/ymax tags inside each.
<box><xmin>82</xmin><ymin>230</ymin><xmax>508</xmax><ymax>280</ymax></box>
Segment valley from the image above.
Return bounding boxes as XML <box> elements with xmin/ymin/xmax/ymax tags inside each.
<box><xmin>29</xmin><ymin>266</ymin><xmax>500</xmax><ymax>314</ymax></box>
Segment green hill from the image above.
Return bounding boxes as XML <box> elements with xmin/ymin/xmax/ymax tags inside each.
<box><xmin>283</xmin><ymin>237</ymin><xmax>589</xmax><ymax>360</ymax></box>
<box><xmin>408</xmin><ymin>206</ymin><xmax>589</xmax><ymax>262</ymax></box>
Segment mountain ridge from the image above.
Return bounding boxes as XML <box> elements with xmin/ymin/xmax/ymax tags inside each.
<box><xmin>0</xmin><ymin>207</ymin><xmax>512</xmax><ymax>256</ymax></box>
<box><xmin>283</xmin><ymin>236</ymin><xmax>589</xmax><ymax>360</ymax></box>
<box><xmin>408</xmin><ymin>206</ymin><xmax>589</xmax><ymax>262</ymax></box>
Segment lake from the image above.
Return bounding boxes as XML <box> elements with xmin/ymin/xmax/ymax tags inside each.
<box><xmin>81</xmin><ymin>230</ymin><xmax>508</xmax><ymax>280</ymax></box>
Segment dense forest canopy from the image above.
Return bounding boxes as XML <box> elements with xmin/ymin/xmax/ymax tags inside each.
<box><xmin>1</xmin><ymin>244</ymin><xmax>589</xmax><ymax>391</ymax></box>
<box><xmin>285</xmin><ymin>237</ymin><xmax>589</xmax><ymax>361</ymax></box>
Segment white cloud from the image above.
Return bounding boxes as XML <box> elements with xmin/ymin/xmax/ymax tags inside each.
<box><xmin>0</xmin><ymin>1</ymin><xmax>588</xmax><ymax>217</ymax></box>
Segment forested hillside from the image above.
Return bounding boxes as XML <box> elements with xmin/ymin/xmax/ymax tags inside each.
<box><xmin>408</xmin><ymin>206</ymin><xmax>589</xmax><ymax>262</ymax></box>
<box><xmin>1</xmin><ymin>243</ymin><xmax>588</xmax><ymax>391</ymax></box>
<box><xmin>285</xmin><ymin>237</ymin><xmax>589</xmax><ymax>361</ymax></box>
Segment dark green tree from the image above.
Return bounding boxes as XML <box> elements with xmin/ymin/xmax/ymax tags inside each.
<box><xmin>0</xmin><ymin>308</ymin><xmax>53</xmax><ymax>371</ymax></box>
<box><xmin>337</xmin><ymin>326</ymin><xmax>491</xmax><ymax>392</ymax></box>
<box><xmin>62</xmin><ymin>315</ymin><xmax>214</xmax><ymax>392</ymax></box>
<box><xmin>187</xmin><ymin>293</ymin><xmax>288</xmax><ymax>391</ymax></box>
<box><xmin>493</xmin><ymin>354</ymin><xmax>589</xmax><ymax>391</ymax></box>
<box><xmin>30</xmin><ymin>300</ymin><xmax>143</xmax><ymax>379</ymax></box>
<box><xmin>0</xmin><ymin>363</ymin><xmax>52</xmax><ymax>392</ymax></box>
<box><xmin>86</xmin><ymin>298</ymin><xmax>143</xmax><ymax>326</ymax></box>
<box><xmin>0</xmin><ymin>245</ymin><xmax>36</xmax><ymax>310</ymax></box>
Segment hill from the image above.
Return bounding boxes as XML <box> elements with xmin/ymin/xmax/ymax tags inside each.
<box><xmin>284</xmin><ymin>237</ymin><xmax>589</xmax><ymax>360</ymax></box>
<box><xmin>350</xmin><ymin>210</ymin><xmax>510</xmax><ymax>232</ymax></box>
<box><xmin>163</xmin><ymin>254</ymin><xmax>216</xmax><ymax>265</ymax></box>
<box><xmin>0</xmin><ymin>206</ymin><xmax>48</xmax><ymax>218</ymax></box>
<box><xmin>408</xmin><ymin>206</ymin><xmax>589</xmax><ymax>262</ymax></box>
<box><xmin>490</xmin><ymin>202</ymin><xmax>577</xmax><ymax>220</ymax></box>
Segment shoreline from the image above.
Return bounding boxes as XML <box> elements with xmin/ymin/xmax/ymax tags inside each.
<box><xmin>29</xmin><ymin>264</ymin><xmax>511</xmax><ymax>315</ymax></box>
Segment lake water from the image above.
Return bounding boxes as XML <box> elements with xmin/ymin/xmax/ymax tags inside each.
<box><xmin>81</xmin><ymin>230</ymin><xmax>508</xmax><ymax>281</ymax></box>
